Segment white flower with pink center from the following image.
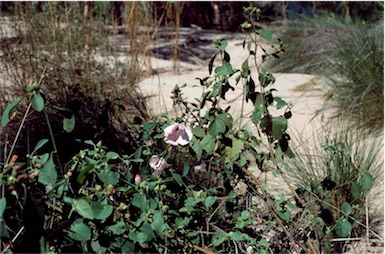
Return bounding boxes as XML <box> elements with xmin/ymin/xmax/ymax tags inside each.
<box><xmin>149</xmin><ymin>155</ymin><xmax>167</xmax><ymax>176</ymax></box>
<box><xmin>164</xmin><ymin>123</ymin><xmax>192</xmax><ymax>146</ymax></box>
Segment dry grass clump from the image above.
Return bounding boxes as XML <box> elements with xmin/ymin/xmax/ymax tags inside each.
<box><xmin>0</xmin><ymin>2</ymin><xmax>161</xmax><ymax>160</ymax></box>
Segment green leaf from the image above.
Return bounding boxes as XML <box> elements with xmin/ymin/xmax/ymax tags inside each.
<box><xmin>68</xmin><ymin>219</ymin><xmax>91</xmax><ymax>241</ymax></box>
<box><xmin>214</xmin><ymin>39</ymin><xmax>228</xmax><ymax>50</ymax></box>
<box><xmin>91</xmin><ymin>241</ymin><xmax>107</xmax><ymax>253</ymax></box>
<box><xmin>271</xmin><ymin>116</ymin><xmax>288</xmax><ymax>139</ymax></box>
<box><xmin>335</xmin><ymin>219</ymin><xmax>352</xmax><ymax>237</ymax></box>
<box><xmin>241</xmin><ymin>210</ymin><xmax>250</xmax><ymax>220</ymax></box>
<box><xmin>137</xmin><ymin>232</ymin><xmax>148</xmax><ymax>244</ymax></box>
<box><xmin>259</xmin><ymin>29</ymin><xmax>273</xmax><ymax>41</ymax></box>
<box><xmin>274</xmin><ymin>97</ymin><xmax>287</xmax><ymax>109</ymax></box>
<box><xmin>77</xmin><ymin>164</ymin><xmax>94</xmax><ymax>184</ymax></box>
<box><xmin>0</xmin><ymin>222</ymin><xmax>9</xmax><ymax>238</ymax></box>
<box><xmin>74</xmin><ymin>199</ymin><xmax>94</xmax><ymax>219</ymax></box>
<box><xmin>212</xmin><ymin>230</ymin><xmax>227</xmax><ymax>247</ymax></box>
<box><xmin>208</xmin><ymin>119</ymin><xmax>226</xmax><ymax>136</ymax></box>
<box><xmin>205</xmin><ymin>196</ymin><xmax>216</xmax><ymax>208</ymax></box>
<box><xmin>360</xmin><ymin>172</ymin><xmax>374</xmax><ymax>190</ymax></box>
<box><xmin>40</xmin><ymin>153</ymin><xmax>49</xmax><ymax>165</ymax></box>
<box><xmin>341</xmin><ymin>202</ymin><xmax>352</xmax><ymax>215</ymax></box>
<box><xmin>208</xmin><ymin>113</ymin><xmax>233</xmax><ymax>136</ymax></box>
<box><xmin>201</xmin><ymin>135</ymin><xmax>216</xmax><ymax>154</ymax></box>
<box><xmin>192</xmin><ymin>127</ymin><xmax>206</xmax><ymax>138</ymax></box>
<box><xmin>175</xmin><ymin>217</ymin><xmax>190</xmax><ymax>228</ymax></box>
<box><xmin>1</xmin><ymin>96</ymin><xmax>24</xmax><ymax>127</ymax></box>
<box><xmin>251</xmin><ymin>108</ymin><xmax>262</xmax><ymax>125</ymax></box>
<box><xmin>33</xmin><ymin>139</ymin><xmax>49</xmax><ymax>153</ymax></box>
<box><xmin>98</xmin><ymin>168</ymin><xmax>119</xmax><ymax>185</ymax></box>
<box><xmin>278</xmin><ymin>210</ymin><xmax>291</xmax><ymax>221</ymax></box>
<box><xmin>132</xmin><ymin>193</ymin><xmax>142</xmax><ymax>209</ymax></box>
<box><xmin>91</xmin><ymin>201</ymin><xmax>113</xmax><ymax>220</ymax></box>
<box><xmin>225</xmin><ymin>135</ymin><xmax>244</xmax><ymax>163</ymax></box>
<box><xmin>151</xmin><ymin>211</ymin><xmax>165</xmax><ymax>236</ymax></box>
<box><xmin>258</xmin><ymin>238</ymin><xmax>270</xmax><ymax>247</ymax></box>
<box><xmin>182</xmin><ymin>164</ymin><xmax>190</xmax><ymax>177</ymax></box>
<box><xmin>38</xmin><ymin>153</ymin><xmax>57</xmax><ymax>185</ymax></box>
<box><xmin>215</xmin><ymin>62</ymin><xmax>233</xmax><ymax>76</ymax></box>
<box><xmin>106</xmin><ymin>151</ymin><xmax>119</xmax><ymax>160</ymax></box>
<box><xmin>63</xmin><ymin>114</ymin><xmax>75</xmax><ymax>133</ymax></box>
<box><xmin>0</xmin><ymin>198</ymin><xmax>6</xmax><ymax>221</ymax></box>
<box><xmin>351</xmin><ymin>182</ymin><xmax>362</xmax><ymax>199</ymax></box>
<box><xmin>235</xmin><ymin>220</ymin><xmax>246</xmax><ymax>229</ymax></box>
<box><xmin>230</xmin><ymin>231</ymin><xmax>245</xmax><ymax>241</ymax></box>
<box><xmin>218</xmin><ymin>113</ymin><xmax>233</xmax><ymax>128</ymax></box>
<box><xmin>141</xmin><ymin>223</ymin><xmax>155</xmax><ymax>241</ymax></box>
<box><xmin>31</xmin><ymin>93</ymin><xmax>44</xmax><ymax>112</ymax></box>
<box><xmin>212</xmin><ymin>81</ymin><xmax>221</xmax><ymax>97</ymax></box>
<box><xmin>190</xmin><ymin>137</ymin><xmax>203</xmax><ymax>161</ymax></box>
<box><xmin>107</xmin><ymin>221</ymin><xmax>126</xmax><ymax>235</ymax></box>
<box><xmin>242</xmin><ymin>58</ymin><xmax>249</xmax><ymax>72</ymax></box>
<box><xmin>170</xmin><ymin>174</ymin><xmax>183</xmax><ymax>190</ymax></box>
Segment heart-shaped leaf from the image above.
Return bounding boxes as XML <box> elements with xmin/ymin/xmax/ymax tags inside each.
<box><xmin>31</xmin><ymin>93</ymin><xmax>44</xmax><ymax>112</ymax></box>
<box><xmin>215</xmin><ymin>62</ymin><xmax>233</xmax><ymax>76</ymax></box>
<box><xmin>73</xmin><ymin>199</ymin><xmax>94</xmax><ymax>219</ymax></box>
<box><xmin>259</xmin><ymin>29</ymin><xmax>273</xmax><ymax>41</ymax></box>
<box><xmin>68</xmin><ymin>219</ymin><xmax>91</xmax><ymax>241</ymax></box>
<box><xmin>201</xmin><ymin>135</ymin><xmax>216</xmax><ymax>154</ymax></box>
<box><xmin>38</xmin><ymin>153</ymin><xmax>57</xmax><ymax>185</ymax></box>
<box><xmin>63</xmin><ymin>114</ymin><xmax>75</xmax><ymax>133</ymax></box>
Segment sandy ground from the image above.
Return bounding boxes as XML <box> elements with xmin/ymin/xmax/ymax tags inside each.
<box><xmin>137</xmin><ymin>30</ymin><xmax>330</xmax><ymax>144</ymax></box>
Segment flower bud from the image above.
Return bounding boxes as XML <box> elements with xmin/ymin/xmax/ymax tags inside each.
<box><xmin>134</xmin><ymin>174</ymin><xmax>142</xmax><ymax>184</ymax></box>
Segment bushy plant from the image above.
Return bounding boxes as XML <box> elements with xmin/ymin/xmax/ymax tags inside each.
<box><xmin>265</xmin><ymin>12</ymin><xmax>384</xmax><ymax>133</ymax></box>
<box><xmin>327</xmin><ymin>21</ymin><xmax>384</xmax><ymax>132</ymax></box>
<box><xmin>0</xmin><ymin>2</ymin><xmax>152</xmax><ymax>162</ymax></box>
<box><xmin>285</xmin><ymin>124</ymin><xmax>383</xmax><ymax>252</ymax></box>
<box><xmin>0</xmin><ymin>6</ymin><xmax>308</xmax><ymax>253</ymax></box>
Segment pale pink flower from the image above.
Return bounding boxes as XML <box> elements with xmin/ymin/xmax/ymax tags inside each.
<box><xmin>134</xmin><ymin>174</ymin><xmax>142</xmax><ymax>184</ymax></box>
<box><xmin>67</xmin><ymin>170</ymin><xmax>73</xmax><ymax>177</ymax></box>
<box><xmin>194</xmin><ymin>162</ymin><xmax>207</xmax><ymax>173</ymax></box>
<box><xmin>149</xmin><ymin>155</ymin><xmax>167</xmax><ymax>176</ymax></box>
<box><xmin>164</xmin><ymin>123</ymin><xmax>193</xmax><ymax>146</ymax></box>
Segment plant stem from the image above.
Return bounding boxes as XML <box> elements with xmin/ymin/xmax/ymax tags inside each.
<box><xmin>241</xmin><ymin>167</ymin><xmax>302</xmax><ymax>254</ymax></box>
<box><xmin>5</xmin><ymin>103</ymin><xmax>32</xmax><ymax>165</ymax></box>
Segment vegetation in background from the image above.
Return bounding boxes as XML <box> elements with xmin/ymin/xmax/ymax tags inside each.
<box><xmin>285</xmin><ymin>123</ymin><xmax>383</xmax><ymax>252</ymax></box>
<box><xmin>0</xmin><ymin>6</ymin><xmax>305</xmax><ymax>253</ymax></box>
<box><xmin>0</xmin><ymin>2</ymin><xmax>166</xmax><ymax>162</ymax></box>
<box><xmin>327</xmin><ymin>21</ymin><xmax>384</xmax><ymax>132</ymax></box>
<box><xmin>266</xmin><ymin>3</ymin><xmax>384</xmax><ymax>133</ymax></box>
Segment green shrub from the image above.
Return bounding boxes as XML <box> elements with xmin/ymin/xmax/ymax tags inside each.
<box><xmin>285</xmin><ymin>123</ymin><xmax>383</xmax><ymax>252</ymax></box>
<box><xmin>0</xmin><ymin>6</ymin><xmax>306</xmax><ymax>253</ymax></box>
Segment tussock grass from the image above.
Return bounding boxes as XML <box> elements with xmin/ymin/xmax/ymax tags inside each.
<box><xmin>285</xmin><ymin>121</ymin><xmax>383</xmax><ymax>252</ymax></box>
<box><xmin>267</xmin><ymin>14</ymin><xmax>384</xmax><ymax>133</ymax></box>
<box><xmin>327</xmin><ymin>21</ymin><xmax>384</xmax><ymax>132</ymax></box>
<box><xmin>0</xmin><ymin>2</ymin><xmax>163</xmax><ymax>160</ymax></box>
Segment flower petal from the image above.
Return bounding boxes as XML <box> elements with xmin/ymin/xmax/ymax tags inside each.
<box><xmin>164</xmin><ymin>123</ymin><xmax>193</xmax><ymax>146</ymax></box>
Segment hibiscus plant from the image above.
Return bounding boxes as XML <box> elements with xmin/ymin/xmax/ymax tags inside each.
<box><xmin>0</xmin><ymin>6</ymin><xmax>312</xmax><ymax>254</ymax></box>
